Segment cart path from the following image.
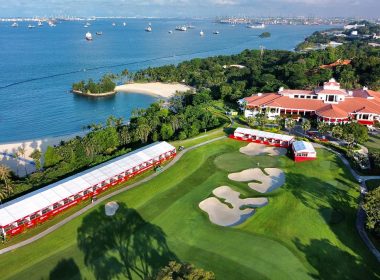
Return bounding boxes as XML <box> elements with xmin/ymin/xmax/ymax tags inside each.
<box><xmin>0</xmin><ymin>136</ymin><xmax>227</xmax><ymax>255</ymax></box>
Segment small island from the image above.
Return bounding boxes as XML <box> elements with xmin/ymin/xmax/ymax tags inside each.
<box><xmin>259</xmin><ymin>32</ymin><xmax>271</xmax><ymax>38</ymax></box>
<box><xmin>71</xmin><ymin>74</ymin><xmax>117</xmax><ymax>97</ymax></box>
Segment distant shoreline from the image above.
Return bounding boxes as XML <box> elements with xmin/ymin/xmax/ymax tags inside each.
<box><xmin>115</xmin><ymin>82</ymin><xmax>194</xmax><ymax>99</ymax></box>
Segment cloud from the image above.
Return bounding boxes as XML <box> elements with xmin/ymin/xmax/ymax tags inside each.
<box><xmin>0</xmin><ymin>0</ymin><xmax>378</xmax><ymax>17</ymax></box>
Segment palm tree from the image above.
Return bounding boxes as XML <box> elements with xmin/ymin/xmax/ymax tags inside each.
<box><xmin>30</xmin><ymin>149</ymin><xmax>42</xmax><ymax>171</ymax></box>
<box><xmin>301</xmin><ymin>119</ymin><xmax>311</xmax><ymax>134</ymax></box>
<box><xmin>13</xmin><ymin>151</ymin><xmax>20</xmax><ymax>176</ymax></box>
<box><xmin>18</xmin><ymin>146</ymin><xmax>28</xmax><ymax>175</ymax></box>
<box><xmin>317</xmin><ymin>122</ymin><xmax>329</xmax><ymax>135</ymax></box>
<box><xmin>285</xmin><ymin>118</ymin><xmax>296</xmax><ymax>134</ymax></box>
<box><xmin>0</xmin><ymin>165</ymin><xmax>12</xmax><ymax>198</ymax></box>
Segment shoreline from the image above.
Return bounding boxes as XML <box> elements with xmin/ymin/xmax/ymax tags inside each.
<box><xmin>115</xmin><ymin>82</ymin><xmax>194</xmax><ymax>99</ymax></box>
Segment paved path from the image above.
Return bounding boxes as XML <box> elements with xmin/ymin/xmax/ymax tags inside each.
<box><xmin>0</xmin><ymin>136</ymin><xmax>227</xmax><ymax>255</ymax></box>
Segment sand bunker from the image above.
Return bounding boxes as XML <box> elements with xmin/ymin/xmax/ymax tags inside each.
<box><xmin>229</xmin><ymin>168</ymin><xmax>285</xmax><ymax>193</ymax></box>
<box><xmin>199</xmin><ymin>186</ymin><xmax>268</xmax><ymax>227</ymax></box>
<box><xmin>240</xmin><ymin>143</ymin><xmax>287</xmax><ymax>156</ymax></box>
<box><xmin>228</xmin><ymin>168</ymin><xmax>264</xmax><ymax>182</ymax></box>
<box><xmin>105</xmin><ymin>201</ymin><xmax>119</xmax><ymax>216</ymax></box>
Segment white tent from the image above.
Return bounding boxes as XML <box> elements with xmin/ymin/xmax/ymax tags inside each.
<box><xmin>234</xmin><ymin>127</ymin><xmax>294</xmax><ymax>142</ymax></box>
<box><xmin>0</xmin><ymin>141</ymin><xmax>175</xmax><ymax>228</ymax></box>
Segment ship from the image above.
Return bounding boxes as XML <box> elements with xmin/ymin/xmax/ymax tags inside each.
<box><xmin>145</xmin><ymin>23</ymin><xmax>152</xmax><ymax>32</ymax></box>
<box><xmin>37</xmin><ymin>21</ymin><xmax>43</xmax><ymax>27</ymax></box>
<box><xmin>175</xmin><ymin>26</ymin><xmax>187</xmax><ymax>32</ymax></box>
<box><xmin>200</xmin><ymin>30</ymin><xmax>204</xmax><ymax>36</ymax></box>
<box><xmin>28</xmin><ymin>24</ymin><xmax>36</xmax><ymax>29</ymax></box>
<box><xmin>96</xmin><ymin>31</ymin><xmax>103</xmax><ymax>35</ymax></box>
<box><xmin>213</xmin><ymin>31</ymin><xmax>220</xmax><ymax>35</ymax></box>
<box><xmin>11</xmin><ymin>22</ymin><xmax>18</xmax><ymax>27</ymax></box>
<box><xmin>247</xmin><ymin>23</ymin><xmax>265</xmax><ymax>29</ymax></box>
<box><xmin>85</xmin><ymin>32</ymin><xmax>93</xmax><ymax>41</ymax></box>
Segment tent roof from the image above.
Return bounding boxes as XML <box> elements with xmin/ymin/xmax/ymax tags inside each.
<box><xmin>235</xmin><ymin>127</ymin><xmax>294</xmax><ymax>142</ymax></box>
<box><xmin>0</xmin><ymin>141</ymin><xmax>175</xmax><ymax>227</ymax></box>
<box><xmin>292</xmin><ymin>141</ymin><xmax>316</xmax><ymax>153</ymax></box>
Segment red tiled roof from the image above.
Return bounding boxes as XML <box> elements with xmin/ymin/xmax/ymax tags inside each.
<box><xmin>335</xmin><ymin>98</ymin><xmax>380</xmax><ymax>115</ymax></box>
<box><xmin>244</xmin><ymin>93</ymin><xmax>280</xmax><ymax>107</ymax></box>
<box><xmin>266</xmin><ymin>96</ymin><xmax>324</xmax><ymax>111</ymax></box>
<box><xmin>367</xmin><ymin>90</ymin><xmax>380</xmax><ymax>100</ymax></box>
<box><xmin>316</xmin><ymin>104</ymin><xmax>348</xmax><ymax>118</ymax></box>
<box><xmin>324</xmin><ymin>81</ymin><xmax>340</xmax><ymax>87</ymax></box>
<box><xmin>281</xmin><ymin>89</ymin><xmax>314</xmax><ymax>95</ymax></box>
<box><xmin>320</xmin><ymin>59</ymin><xmax>351</xmax><ymax>69</ymax></box>
<box><xmin>316</xmin><ymin>89</ymin><xmax>347</xmax><ymax>95</ymax></box>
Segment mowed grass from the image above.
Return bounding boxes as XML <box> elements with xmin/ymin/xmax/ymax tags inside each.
<box><xmin>0</xmin><ymin>139</ymin><xmax>379</xmax><ymax>280</ymax></box>
<box><xmin>365</xmin><ymin>133</ymin><xmax>380</xmax><ymax>153</ymax></box>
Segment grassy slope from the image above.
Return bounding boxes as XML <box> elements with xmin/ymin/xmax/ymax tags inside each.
<box><xmin>365</xmin><ymin>134</ymin><xmax>380</xmax><ymax>153</ymax></box>
<box><xmin>0</xmin><ymin>139</ymin><xmax>379</xmax><ymax>280</ymax></box>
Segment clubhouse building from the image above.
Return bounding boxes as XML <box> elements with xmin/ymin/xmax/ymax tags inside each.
<box><xmin>0</xmin><ymin>142</ymin><xmax>176</xmax><ymax>237</ymax></box>
<box><xmin>239</xmin><ymin>79</ymin><xmax>380</xmax><ymax>127</ymax></box>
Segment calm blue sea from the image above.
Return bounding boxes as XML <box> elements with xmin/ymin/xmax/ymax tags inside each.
<box><xmin>0</xmin><ymin>19</ymin><xmax>332</xmax><ymax>143</ymax></box>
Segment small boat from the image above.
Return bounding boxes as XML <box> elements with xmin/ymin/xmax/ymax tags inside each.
<box><xmin>145</xmin><ymin>23</ymin><xmax>152</xmax><ymax>32</ymax></box>
<box><xmin>11</xmin><ymin>22</ymin><xmax>18</xmax><ymax>27</ymax></box>
<box><xmin>48</xmin><ymin>21</ymin><xmax>56</xmax><ymax>27</ymax></box>
<box><xmin>123</xmin><ymin>22</ymin><xmax>127</xmax><ymax>26</ymax></box>
<box><xmin>247</xmin><ymin>23</ymin><xmax>265</xmax><ymax>29</ymax></box>
<box><xmin>175</xmin><ymin>26</ymin><xmax>187</xmax><ymax>32</ymax></box>
<box><xmin>86</xmin><ymin>22</ymin><xmax>91</xmax><ymax>26</ymax></box>
<box><xmin>213</xmin><ymin>31</ymin><xmax>220</xmax><ymax>35</ymax></box>
<box><xmin>96</xmin><ymin>31</ymin><xmax>103</xmax><ymax>35</ymax></box>
<box><xmin>187</xmin><ymin>24</ymin><xmax>195</xmax><ymax>29</ymax></box>
<box><xmin>37</xmin><ymin>21</ymin><xmax>43</xmax><ymax>27</ymax></box>
<box><xmin>28</xmin><ymin>24</ymin><xmax>36</xmax><ymax>29</ymax></box>
<box><xmin>200</xmin><ymin>30</ymin><xmax>204</xmax><ymax>36</ymax></box>
<box><xmin>168</xmin><ymin>30</ymin><xmax>173</xmax><ymax>34</ymax></box>
<box><xmin>84</xmin><ymin>24</ymin><xmax>89</xmax><ymax>28</ymax></box>
<box><xmin>85</xmin><ymin>32</ymin><xmax>93</xmax><ymax>41</ymax></box>
<box><xmin>112</xmin><ymin>22</ymin><xmax>116</xmax><ymax>26</ymax></box>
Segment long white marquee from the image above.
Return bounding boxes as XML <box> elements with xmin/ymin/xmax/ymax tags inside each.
<box><xmin>0</xmin><ymin>141</ymin><xmax>175</xmax><ymax>228</ymax></box>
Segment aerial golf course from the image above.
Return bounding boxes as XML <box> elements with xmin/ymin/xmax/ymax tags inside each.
<box><xmin>0</xmin><ymin>137</ymin><xmax>379</xmax><ymax>280</ymax></box>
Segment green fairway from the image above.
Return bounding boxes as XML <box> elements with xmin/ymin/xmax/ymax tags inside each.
<box><xmin>0</xmin><ymin>139</ymin><xmax>379</xmax><ymax>280</ymax></box>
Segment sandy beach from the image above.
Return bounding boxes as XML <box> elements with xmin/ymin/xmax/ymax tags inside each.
<box><xmin>115</xmin><ymin>82</ymin><xmax>194</xmax><ymax>99</ymax></box>
<box><xmin>0</xmin><ymin>132</ymin><xmax>85</xmax><ymax>176</ymax></box>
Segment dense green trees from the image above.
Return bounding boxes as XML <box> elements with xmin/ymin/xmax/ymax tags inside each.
<box><xmin>156</xmin><ymin>261</ymin><xmax>215</xmax><ymax>280</ymax></box>
<box><xmin>363</xmin><ymin>187</ymin><xmax>380</xmax><ymax>237</ymax></box>
<box><xmin>72</xmin><ymin>74</ymin><xmax>116</xmax><ymax>94</ymax></box>
<box><xmin>131</xmin><ymin>44</ymin><xmax>379</xmax><ymax>104</ymax></box>
<box><xmin>0</xmin><ymin>165</ymin><xmax>12</xmax><ymax>200</ymax></box>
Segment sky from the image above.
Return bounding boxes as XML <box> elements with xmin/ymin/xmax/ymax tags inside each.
<box><xmin>0</xmin><ymin>0</ymin><xmax>379</xmax><ymax>18</ymax></box>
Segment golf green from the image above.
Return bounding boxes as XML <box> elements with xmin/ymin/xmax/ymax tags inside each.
<box><xmin>0</xmin><ymin>139</ymin><xmax>379</xmax><ymax>280</ymax></box>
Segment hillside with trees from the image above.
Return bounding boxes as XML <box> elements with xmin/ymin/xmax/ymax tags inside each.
<box><xmin>296</xmin><ymin>21</ymin><xmax>380</xmax><ymax>51</ymax></box>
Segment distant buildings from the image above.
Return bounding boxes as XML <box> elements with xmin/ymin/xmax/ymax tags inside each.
<box><xmin>239</xmin><ymin>79</ymin><xmax>380</xmax><ymax>127</ymax></box>
<box><xmin>344</xmin><ymin>23</ymin><xmax>366</xmax><ymax>30</ymax></box>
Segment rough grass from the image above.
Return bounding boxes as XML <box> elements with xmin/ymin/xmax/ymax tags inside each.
<box><xmin>0</xmin><ymin>139</ymin><xmax>379</xmax><ymax>280</ymax></box>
